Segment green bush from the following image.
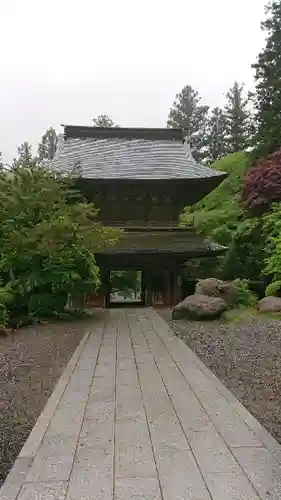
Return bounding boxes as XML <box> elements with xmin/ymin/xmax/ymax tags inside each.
<box><xmin>0</xmin><ymin>162</ymin><xmax>119</xmax><ymax>325</ymax></box>
<box><xmin>265</xmin><ymin>281</ymin><xmax>281</xmax><ymax>297</ymax></box>
<box><xmin>0</xmin><ymin>285</ymin><xmax>14</xmax><ymax>326</ymax></box>
<box><xmin>263</xmin><ymin>203</ymin><xmax>281</xmax><ymax>281</ymax></box>
<box><xmin>233</xmin><ymin>279</ymin><xmax>257</xmax><ymax>307</ymax></box>
<box><xmin>27</xmin><ymin>292</ymin><xmax>68</xmax><ymax>319</ymax></box>
<box><xmin>180</xmin><ymin>152</ymin><xmax>266</xmax><ymax>280</ymax></box>
<box><xmin>0</xmin><ymin>302</ymin><xmax>8</xmax><ymax>327</ymax></box>
<box><xmin>222</xmin><ymin>220</ymin><xmax>265</xmax><ymax>280</ymax></box>
<box><xmin>181</xmin><ymin>152</ymin><xmax>251</xmax><ymax>244</ymax></box>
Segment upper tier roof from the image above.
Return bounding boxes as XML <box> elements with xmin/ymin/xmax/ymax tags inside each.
<box><xmin>52</xmin><ymin>125</ymin><xmax>227</xmax><ymax>181</ymax></box>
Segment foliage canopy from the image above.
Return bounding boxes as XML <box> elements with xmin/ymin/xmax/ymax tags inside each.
<box><xmin>92</xmin><ymin>114</ymin><xmax>117</xmax><ymax>127</ymax></box>
<box><xmin>182</xmin><ymin>151</ymin><xmax>250</xmax><ymax>246</ymax></box>
<box><xmin>167</xmin><ymin>84</ymin><xmax>209</xmax><ymax>161</ymax></box>
<box><xmin>252</xmin><ymin>0</ymin><xmax>281</xmax><ymax>158</ymax></box>
<box><xmin>224</xmin><ymin>82</ymin><xmax>252</xmax><ymax>153</ymax></box>
<box><xmin>243</xmin><ymin>148</ymin><xmax>281</xmax><ymax>215</ymax></box>
<box><xmin>38</xmin><ymin>127</ymin><xmax>58</xmax><ymax>162</ymax></box>
<box><xmin>181</xmin><ymin>151</ymin><xmax>266</xmax><ymax>280</ymax></box>
<box><xmin>0</xmin><ymin>161</ymin><xmax>119</xmax><ymax>324</ymax></box>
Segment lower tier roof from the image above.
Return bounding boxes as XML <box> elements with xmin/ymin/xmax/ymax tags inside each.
<box><xmin>97</xmin><ymin>228</ymin><xmax>226</xmax><ymax>257</ymax></box>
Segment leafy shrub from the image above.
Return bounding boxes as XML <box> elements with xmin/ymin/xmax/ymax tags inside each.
<box><xmin>181</xmin><ymin>151</ymin><xmax>251</xmax><ymax>244</ymax></box>
<box><xmin>0</xmin><ymin>285</ymin><xmax>14</xmax><ymax>326</ymax></box>
<box><xmin>263</xmin><ymin>203</ymin><xmax>281</xmax><ymax>281</ymax></box>
<box><xmin>243</xmin><ymin>148</ymin><xmax>281</xmax><ymax>215</ymax></box>
<box><xmin>233</xmin><ymin>279</ymin><xmax>257</xmax><ymax>307</ymax></box>
<box><xmin>0</xmin><ymin>303</ymin><xmax>8</xmax><ymax>327</ymax></box>
<box><xmin>0</xmin><ymin>162</ymin><xmax>119</xmax><ymax>324</ymax></box>
<box><xmin>181</xmin><ymin>152</ymin><xmax>264</xmax><ymax>280</ymax></box>
<box><xmin>222</xmin><ymin>219</ymin><xmax>265</xmax><ymax>280</ymax></box>
<box><xmin>265</xmin><ymin>281</ymin><xmax>281</xmax><ymax>297</ymax></box>
<box><xmin>28</xmin><ymin>292</ymin><xmax>67</xmax><ymax>319</ymax></box>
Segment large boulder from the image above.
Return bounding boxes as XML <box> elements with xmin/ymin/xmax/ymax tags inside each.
<box><xmin>172</xmin><ymin>294</ymin><xmax>227</xmax><ymax>320</ymax></box>
<box><xmin>195</xmin><ymin>278</ymin><xmax>237</xmax><ymax>306</ymax></box>
<box><xmin>258</xmin><ymin>296</ymin><xmax>281</xmax><ymax>314</ymax></box>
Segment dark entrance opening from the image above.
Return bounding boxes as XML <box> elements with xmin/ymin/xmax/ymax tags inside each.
<box><xmin>109</xmin><ymin>270</ymin><xmax>144</xmax><ymax>308</ymax></box>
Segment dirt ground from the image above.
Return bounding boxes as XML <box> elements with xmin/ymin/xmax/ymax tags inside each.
<box><xmin>160</xmin><ymin>308</ymin><xmax>281</xmax><ymax>444</ymax></box>
<box><xmin>0</xmin><ymin>317</ymin><xmax>100</xmax><ymax>486</ymax></box>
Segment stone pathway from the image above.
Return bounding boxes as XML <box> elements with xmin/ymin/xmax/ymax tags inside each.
<box><xmin>2</xmin><ymin>308</ymin><xmax>281</xmax><ymax>499</ymax></box>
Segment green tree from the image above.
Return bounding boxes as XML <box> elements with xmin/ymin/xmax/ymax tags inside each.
<box><xmin>224</xmin><ymin>81</ymin><xmax>252</xmax><ymax>153</ymax></box>
<box><xmin>93</xmin><ymin>114</ymin><xmax>117</xmax><ymax>127</ymax></box>
<box><xmin>13</xmin><ymin>142</ymin><xmax>34</xmax><ymax>168</ymax></box>
<box><xmin>167</xmin><ymin>84</ymin><xmax>209</xmax><ymax>161</ymax></box>
<box><xmin>222</xmin><ymin>219</ymin><xmax>265</xmax><ymax>280</ymax></box>
<box><xmin>0</xmin><ymin>160</ymin><xmax>119</xmax><ymax>322</ymax></box>
<box><xmin>263</xmin><ymin>203</ymin><xmax>281</xmax><ymax>280</ymax></box>
<box><xmin>205</xmin><ymin>107</ymin><xmax>228</xmax><ymax>164</ymax></box>
<box><xmin>242</xmin><ymin>147</ymin><xmax>281</xmax><ymax>215</ymax></box>
<box><xmin>38</xmin><ymin>127</ymin><xmax>58</xmax><ymax>162</ymax></box>
<box><xmin>0</xmin><ymin>153</ymin><xmax>3</xmax><ymax>170</ymax></box>
<box><xmin>182</xmin><ymin>151</ymin><xmax>250</xmax><ymax>243</ymax></box>
<box><xmin>181</xmin><ymin>152</ymin><xmax>265</xmax><ymax>279</ymax></box>
<box><xmin>252</xmin><ymin>1</ymin><xmax>281</xmax><ymax>158</ymax></box>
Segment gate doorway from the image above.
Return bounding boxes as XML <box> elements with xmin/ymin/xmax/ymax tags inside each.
<box><xmin>109</xmin><ymin>270</ymin><xmax>144</xmax><ymax>307</ymax></box>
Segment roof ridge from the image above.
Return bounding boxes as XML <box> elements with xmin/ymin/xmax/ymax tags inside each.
<box><xmin>63</xmin><ymin>125</ymin><xmax>185</xmax><ymax>142</ymax></box>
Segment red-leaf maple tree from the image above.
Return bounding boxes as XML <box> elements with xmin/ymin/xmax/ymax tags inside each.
<box><xmin>242</xmin><ymin>148</ymin><xmax>281</xmax><ymax>215</ymax></box>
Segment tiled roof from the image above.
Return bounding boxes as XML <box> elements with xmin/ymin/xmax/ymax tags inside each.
<box><xmin>52</xmin><ymin>126</ymin><xmax>227</xmax><ymax>181</ymax></box>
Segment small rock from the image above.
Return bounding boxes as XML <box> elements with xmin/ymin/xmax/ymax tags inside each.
<box><xmin>258</xmin><ymin>296</ymin><xmax>281</xmax><ymax>314</ymax></box>
<box><xmin>173</xmin><ymin>293</ymin><xmax>227</xmax><ymax>320</ymax></box>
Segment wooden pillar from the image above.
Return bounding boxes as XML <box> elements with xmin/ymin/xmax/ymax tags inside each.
<box><xmin>172</xmin><ymin>268</ymin><xmax>182</xmax><ymax>306</ymax></box>
<box><xmin>168</xmin><ymin>269</ymin><xmax>174</xmax><ymax>306</ymax></box>
<box><xmin>105</xmin><ymin>269</ymin><xmax>111</xmax><ymax>308</ymax></box>
<box><xmin>163</xmin><ymin>269</ymin><xmax>172</xmax><ymax>306</ymax></box>
<box><xmin>100</xmin><ymin>268</ymin><xmax>110</xmax><ymax>308</ymax></box>
<box><xmin>176</xmin><ymin>272</ymin><xmax>183</xmax><ymax>304</ymax></box>
<box><xmin>171</xmin><ymin>270</ymin><xmax>176</xmax><ymax>306</ymax></box>
<box><xmin>146</xmin><ymin>270</ymin><xmax>153</xmax><ymax>306</ymax></box>
<box><xmin>140</xmin><ymin>269</ymin><xmax>146</xmax><ymax>305</ymax></box>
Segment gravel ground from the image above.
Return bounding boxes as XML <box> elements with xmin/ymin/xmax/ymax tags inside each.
<box><xmin>0</xmin><ymin>316</ymin><xmax>102</xmax><ymax>486</ymax></box>
<box><xmin>159</xmin><ymin>309</ymin><xmax>281</xmax><ymax>444</ymax></box>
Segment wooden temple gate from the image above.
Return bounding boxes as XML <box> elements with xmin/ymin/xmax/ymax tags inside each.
<box><xmin>53</xmin><ymin>125</ymin><xmax>227</xmax><ymax>309</ymax></box>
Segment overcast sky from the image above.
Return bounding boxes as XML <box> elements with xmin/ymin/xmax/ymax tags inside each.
<box><xmin>1</xmin><ymin>0</ymin><xmax>267</xmax><ymax>163</ymax></box>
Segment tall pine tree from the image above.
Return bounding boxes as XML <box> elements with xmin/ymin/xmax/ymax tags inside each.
<box><xmin>224</xmin><ymin>81</ymin><xmax>252</xmax><ymax>153</ymax></box>
<box><xmin>38</xmin><ymin>127</ymin><xmax>58</xmax><ymax>162</ymax></box>
<box><xmin>167</xmin><ymin>85</ymin><xmax>209</xmax><ymax>161</ymax></box>
<box><xmin>252</xmin><ymin>1</ymin><xmax>281</xmax><ymax>158</ymax></box>
<box><xmin>205</xmin><ymin>107</ymin><xmax>228</xmax><ymax>164</ymax></box>
<box><xmin>13</xmin><ymin>142</ymin><xmax>34</xmax><ymax>168</ymax></box>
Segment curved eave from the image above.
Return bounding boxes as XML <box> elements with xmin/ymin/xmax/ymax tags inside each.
<box><xmin>74</xmin><ymin>173</ymin><xmax>228</xmax><ymax>182</ymax></box>
<box><xmin>75</xmin><ymin>173</ymin><xmax>228</xmax><ymax>208</ymax></box>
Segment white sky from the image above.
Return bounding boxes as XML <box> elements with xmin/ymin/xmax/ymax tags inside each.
<box><xmin>1</xmin><ymin>0</ymin><xmax>267</xmax><ymax>163</ymax></box>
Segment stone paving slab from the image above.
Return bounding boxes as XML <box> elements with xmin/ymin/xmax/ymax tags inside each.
<box><xmin>1</xmin><ymin>308</ymin><xmax>281</xmax><ymax>499</ymax></box>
